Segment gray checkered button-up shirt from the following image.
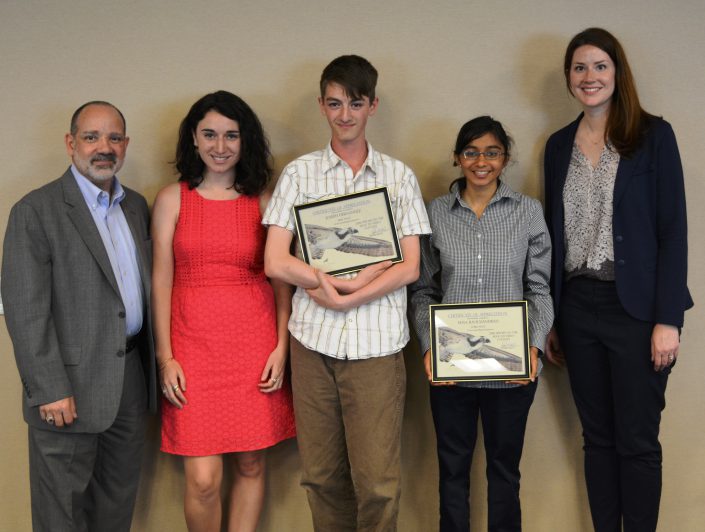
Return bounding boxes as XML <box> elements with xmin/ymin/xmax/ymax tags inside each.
<box><xmin>409</xmin><ymin>180</ymin><xmax>553</xmax><ymax>389</ymax></box>
<box><xmin>263</xmin><ymin>142</ymin><xmax>431</xmax><ymax>360</ymax></box>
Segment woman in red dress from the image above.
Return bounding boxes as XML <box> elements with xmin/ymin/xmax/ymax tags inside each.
<box><xmin>152</xmin><ymin>91</ymin><xmax>295</xmax><ymax>531</ymax></box>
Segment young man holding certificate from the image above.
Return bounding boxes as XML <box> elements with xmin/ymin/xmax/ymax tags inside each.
<box><xmin>262</xmin><ymin>55</ymin><xmax>430</xmax><ymax>531</ymax></box>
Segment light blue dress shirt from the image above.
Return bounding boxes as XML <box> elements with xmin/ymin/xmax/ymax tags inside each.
<box><xmin>71</xmin><ymin>165</ymin><xmax>144</xmax><ymax>336</ymax></box>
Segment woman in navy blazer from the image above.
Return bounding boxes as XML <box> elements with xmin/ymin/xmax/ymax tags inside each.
<box><xmin>544</xmin><ymin>28</ymin><xmax>692</xmax><ymax>532</ymax></box>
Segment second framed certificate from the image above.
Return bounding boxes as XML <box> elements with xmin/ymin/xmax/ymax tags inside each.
<box><xmin>429</xmin><ymin>301</ymin><xmax>530</xmax><ymax>383</ymax></box>
<box><xmin>293</xmin><ymin>187</ymin><xmax>403</xmax><ymax>276</ymax></box>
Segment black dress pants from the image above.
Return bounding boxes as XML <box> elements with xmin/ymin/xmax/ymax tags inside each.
<box><xmin>558</xmin><ymin>277</ymin><xmax>669</xmax><ymax>532</ymax></box>
<box><xmin>430</xmin><ymin>382</ymin><xmax>537</xmax><ymax>532</ymax></box>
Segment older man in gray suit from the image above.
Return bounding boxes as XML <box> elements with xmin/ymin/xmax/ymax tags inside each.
<box><xmin>2</xmin><ymin>101</ymin><xmax>156</xmax><ymax>532</ymax></box>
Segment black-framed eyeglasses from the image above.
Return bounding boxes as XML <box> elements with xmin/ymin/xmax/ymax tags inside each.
<box><xmin>461</xmin><ymin>150</ymin><xmax>505</xmax><ymax>161</ymax></box>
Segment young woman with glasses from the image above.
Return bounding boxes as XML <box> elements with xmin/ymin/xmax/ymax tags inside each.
<box><xmin>410</xmin><ymin>116</ymin><xmax>553</xmax><ymax>531</ymax></box>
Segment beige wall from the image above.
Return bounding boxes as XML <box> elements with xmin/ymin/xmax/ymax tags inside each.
<box><xmin>1</xmin><ymin>1</ymin><xmax>704</xmax><ymax>530</ymax></box>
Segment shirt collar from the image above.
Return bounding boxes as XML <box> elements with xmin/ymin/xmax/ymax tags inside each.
<box><xmin>321</xmin><ymin>141</ymin><xmax>379</xmax><ymax>178</ymax></box>
<box><xmin>450</xmin><ymin>179</ymin><xmax>520</xmax><ymax>211</ymax></box>
<box><xmin>71</xmin><ymin>164</ymin><xmax>125</xmax><ymax>209</ymax></box>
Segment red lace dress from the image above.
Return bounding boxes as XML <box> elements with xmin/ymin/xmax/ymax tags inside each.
<box><xmin>161</xmin><ymin>183</ymin><xmax>295</xmax><ymax>455</ymax></box>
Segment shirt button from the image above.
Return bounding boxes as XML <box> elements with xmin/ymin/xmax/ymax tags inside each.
<box><xmin>118</xmin><ymin>311</ymin><xmax>126</xmax><ymax>318</ymax></box>
<box><xmin>617</xmin><ymin>259</ymin><xmax>625</xmax><ymax>266</ymax></box>
<box><xmin>478</xmin><ymin>279</ymin><xmax>483</xmax><ymax>284</ymax></box>
<box><xmin>477</xmin><ymin>254</ymin><xmax>482</xmax><ymax>260</ymax></box>
<box><xmin>117</xmin><ymin>350</ymin><xmax>125</xmax><ymax>358</ymax></box>
<box><xmin>615</xmin><ymin>235</ymin><xmax>623</xmax><ymax>242</ymax></box>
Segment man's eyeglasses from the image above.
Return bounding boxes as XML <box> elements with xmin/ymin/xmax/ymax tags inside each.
<box><xmin>461</xmin><ymin>150</ymin><xmax>505</xmax><ymax>161</ymax></box>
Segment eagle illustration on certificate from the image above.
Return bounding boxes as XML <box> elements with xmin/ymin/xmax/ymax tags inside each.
<box><xmin>437</xmin><ymin>327</ymin><xmax>523</xmax><ymax>373</ymax></box>
<box><xmin>305</xmin><ymin>225</ymin><xmax>394</xmax><ymax>260</ymax></box>
<box><xmin>294</xmin><ymin>187</ymin><xmax>402</xmax><ymax>276</ymax></box>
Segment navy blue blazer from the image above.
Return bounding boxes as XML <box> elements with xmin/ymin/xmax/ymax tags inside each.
<box><xmin>544</xmin><ymin>114</ymin><xmax>693</xmax><ymax>327</ymax></box>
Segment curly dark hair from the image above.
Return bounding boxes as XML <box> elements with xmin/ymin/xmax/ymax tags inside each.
<box><xmin>175</xmin><ymin>90</ymin><xmax>272</xmax><ymax>195</ymax></box>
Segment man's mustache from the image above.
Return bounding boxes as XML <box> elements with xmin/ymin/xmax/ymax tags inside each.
<box><xmin>91</xmin><ymin>153</ymin><xmax>117</xmax><ymax>164</ymax></box>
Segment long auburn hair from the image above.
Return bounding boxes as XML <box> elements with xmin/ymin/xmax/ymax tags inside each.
<box><xmin>564</xmin><ymin>28</ymin><xmax>656</xmax><ymax>157</ymax></box>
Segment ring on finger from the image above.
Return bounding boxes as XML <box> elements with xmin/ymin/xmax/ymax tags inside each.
<box><xmin>46</xmin><ymin>416</ymin><xmax>55</xmax><ymax>424</ymax></box>
<box><xmin>172</xmin><ymin>384</ymin><xmax>180</xmax><ymax>392</ymax></box>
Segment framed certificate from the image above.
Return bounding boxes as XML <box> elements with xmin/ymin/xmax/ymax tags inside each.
<box><xmin>429</xmin><ymin>301</ymin><xmax>530</xmax><ymax>382</ymax></box>
<box><xmin>293</xmin><ymin>187</ymin><xmax>403</xmax><ymax>276</ymax></box>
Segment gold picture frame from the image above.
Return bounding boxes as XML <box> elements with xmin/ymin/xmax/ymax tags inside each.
<box><xmin>429</xmin><ymin>301</ymin><xmax>530</xmax><ymax>382</ymax></box>
<box><xmin>293</xmin><ymin>187</ymin><xmax>402</xmax><ymax>276</ymax></box>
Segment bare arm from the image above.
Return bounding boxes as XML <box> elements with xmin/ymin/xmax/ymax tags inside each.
<box><xmin>264</xmin><ymin>225</ymin><xmax>319</xmax><ymax>289</ymax></box>
<box><xmin>326</xmin><ymin>261</ymin><xmax>393</xmax><ymax>294</ymax></box>
<box><xmin>259</xmin><ymin>278</ymin><xmax>293</xmax><ymax>392</ymax></box>
<box><xmin>271</xmin><ymin>278</ymin><xmax>293</xmax><ymax>353</ymax></box>
<box><xmin>150</xmin><ymin>183</ymin><xmax>187</xmax><ymax>407</ymax></box>
<box><xmin>306</xmin><ymin>235</ymin><xmax>421</xmax><ymax>311</ymax></box>
<box><xmin>258</xmin><ymin>194</ymin><xmax>294</xmax><ymax>392</ymax></box>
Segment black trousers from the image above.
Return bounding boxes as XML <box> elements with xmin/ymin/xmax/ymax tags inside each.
<box><xmin>430</xmin><ymin>382</ymin><xmax>537</xmax><ymax>532</ymax></box>
<box><xmin>558</xmin><ymin>277</ymin><xmax>669</xmax><ymax>532</ymax></box>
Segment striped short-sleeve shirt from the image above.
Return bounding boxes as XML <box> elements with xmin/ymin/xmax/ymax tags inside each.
<box><xmin>262</xmin><ymin>142</ymin><xmax>431</xmax><ymax>360</ymax></box>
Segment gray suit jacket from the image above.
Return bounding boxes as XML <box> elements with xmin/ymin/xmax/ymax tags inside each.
<box><xmin>2</xmin><ymin>169</ymin><xmax>157</xmax><ymax>433</ymax></box>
